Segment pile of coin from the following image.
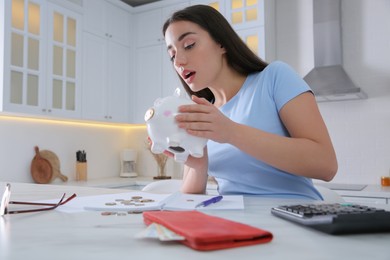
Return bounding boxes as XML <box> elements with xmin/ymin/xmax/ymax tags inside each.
<box><xmin>100</xmin><ymin>195</ymin><xmax>156</xmax><ymax>216</ymax></box>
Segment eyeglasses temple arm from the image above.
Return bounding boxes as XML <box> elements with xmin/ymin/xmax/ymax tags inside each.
<box><xmin>6</xmin><ymin>193</ymin><xmax>72</xmax><ymax>215</ymax></box>
<box><xmin>9</xmin><ymin>193</ymin><xmax>77</xmax><ymax>206</ymax></box>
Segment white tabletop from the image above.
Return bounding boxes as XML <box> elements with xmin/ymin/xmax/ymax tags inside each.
<box><xmin>1</xmin><ymin>182</ymin><xmax>389</xmax><ymax>260</ymax></box>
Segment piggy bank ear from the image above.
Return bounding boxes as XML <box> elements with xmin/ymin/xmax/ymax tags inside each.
<box><xmin>153</xmin><ymin>98</ymin><xmax>162</xmax><ymax>106</ymax></box>
<box><xmin>173</xmin><ymin>88</ymin><xmax>183</xmax><ymax>98</ymax></box>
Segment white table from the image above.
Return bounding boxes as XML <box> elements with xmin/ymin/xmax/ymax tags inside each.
<box><xmin>1</xmin><ymin>182</ymin><xmax>389</xmax><ymax>260</ymax></box>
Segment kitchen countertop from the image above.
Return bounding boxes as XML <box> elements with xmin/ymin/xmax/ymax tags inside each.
<box><xmin>314</xmin><ymin>182</ymin><xmax>390</xmax><ymax>198</ymax></box>
<box><xmin>57</xmin><ymin>176</ymin><xmax>219</xmax><ymax>191</ymax></box>
<box><xmin>59</xmin><ymin>176</ymin><xmax>156</xmax><ymax>188</ymax></box>
<box><xmin>58</xmin><ymin>177</ymin><xmax>390</xmax><ymax>199</ymax></box>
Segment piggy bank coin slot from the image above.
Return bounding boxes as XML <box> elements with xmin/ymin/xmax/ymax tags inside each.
<box><xmin>169</xmin><ymin>146</ymin><xmax>185</xmax><ymax>153</ymax></box>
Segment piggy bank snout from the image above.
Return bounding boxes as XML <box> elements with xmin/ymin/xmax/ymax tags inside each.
<box><xmin>144</xmin><ymin>108</ymin><xmax>155</xmax><ymax>122</ymax></box>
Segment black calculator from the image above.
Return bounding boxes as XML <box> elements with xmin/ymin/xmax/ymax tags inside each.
<box><xmin>271</xmin><ymin>203</ymin><xmax>390</xmax><ymax>235</ymax></box>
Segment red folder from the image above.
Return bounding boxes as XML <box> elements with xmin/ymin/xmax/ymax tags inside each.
<box><xmin>143</xmin><ymin>210</ymin><xmax>273</xmax><ymax>251</ymax></box>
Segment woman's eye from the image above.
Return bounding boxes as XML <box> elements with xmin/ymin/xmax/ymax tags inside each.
<box><xmin>184</xmin><ymin>42</ymin><xmax>195</xmax><ymax>50</ymax></box>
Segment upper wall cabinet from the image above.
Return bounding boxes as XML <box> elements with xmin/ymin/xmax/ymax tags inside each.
<box><xmin>1</xmin><ymin>0</ymin><xmax>82</xmax><ymax>118</ymax></box>
<box><xmin>83</xmin><ymin>0</ymin><xmax>130</xmax><ymax>46</ymax></box>
<box><xmin>227</xmin><ymin>0</ymin><xmax>265</xmax><ymax>59</ymax></box>
<box><xmin>226</xmin><ymin>0</ymin><xmax>265</xmax><ymax>29</ymax></box>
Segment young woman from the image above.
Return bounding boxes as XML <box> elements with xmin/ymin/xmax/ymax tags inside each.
<box><xmin>162</xmin><ymin>5</ymin><xmax>337</xmax><ymax>199</ymax></box>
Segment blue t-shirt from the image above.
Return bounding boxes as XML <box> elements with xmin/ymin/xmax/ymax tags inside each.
<box><xmin>207</xmin><ymin>61</ymin><xmax>323</xmax><ymax>200</ymax></box>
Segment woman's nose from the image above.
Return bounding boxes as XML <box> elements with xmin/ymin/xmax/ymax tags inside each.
<box><xmin>174</xmin><ymin>51</ymin><xmax>186</xmax><ymax>68</ymax></box>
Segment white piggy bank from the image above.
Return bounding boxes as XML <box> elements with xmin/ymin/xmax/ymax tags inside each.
<box><xmin>144</xmin><ymin>91</ymin><xmax>208</xmax><ymax>163</ymax></box>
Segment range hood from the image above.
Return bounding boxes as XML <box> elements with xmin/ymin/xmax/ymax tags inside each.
<box><xmin>304</xmin><ymin>0</ymin><xmax>367</xmax><ymax>102</ymax></box>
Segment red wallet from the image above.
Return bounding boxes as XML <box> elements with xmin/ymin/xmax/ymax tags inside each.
<box><xmin>143</xmin><ymin>210</ymin><xmax>273</xmax><ymax>251</ymax></box>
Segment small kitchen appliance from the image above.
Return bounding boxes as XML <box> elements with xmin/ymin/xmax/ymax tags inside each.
<box><xmin>120</xmin><ymin>149</ymin><xmax>137</xmax><ymax>177</ymax></box>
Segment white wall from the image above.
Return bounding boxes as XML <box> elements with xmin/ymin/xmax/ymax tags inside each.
<box><xmin>274</xmin><ymin>0</ymin><xmax>390</xmax><ymax>185</ymax></box>
<box><xmin>0</xmin><ymin>116</ymin><xmax>181</xmax><ymax>183</ymax></box>
<box><xmin>0</xmin><ymin>116</ymin><xmax>129</xmax><ymax>182</ymax></box>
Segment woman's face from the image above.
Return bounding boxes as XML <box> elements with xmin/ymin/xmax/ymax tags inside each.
<box><xmin>164</xmin><ymin>21</ymin><xmax>226</xmax><ymax>92</ymax></box>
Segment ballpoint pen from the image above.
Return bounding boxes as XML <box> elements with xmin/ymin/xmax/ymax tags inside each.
<box><xmin>195</xmin><ymin>195</ymin><xmax>223</xmax><ymax>208</ymax></box>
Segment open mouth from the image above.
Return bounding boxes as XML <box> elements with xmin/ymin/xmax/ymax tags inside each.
<box><xmin>184</xmin><ymin>71</ymin><xmax>195</xmax><ymax>79</ymax></box>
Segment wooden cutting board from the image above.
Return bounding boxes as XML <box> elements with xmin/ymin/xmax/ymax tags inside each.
<box><xmin>30</xmin><ymin>146</ymin><xmax>68</xmax><ymax>184</ymax></box>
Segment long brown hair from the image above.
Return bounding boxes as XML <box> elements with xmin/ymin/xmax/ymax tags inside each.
<box><xmin>163</xmin><ymin>4</ymin><xmax>268</xmax><ymax>103</ymax></box>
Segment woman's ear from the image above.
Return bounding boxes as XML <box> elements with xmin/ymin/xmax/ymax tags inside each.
<box><xmin>220</xmin><ymin>44</ymin><xmax>226</xmax><ymax>54</ymax></box>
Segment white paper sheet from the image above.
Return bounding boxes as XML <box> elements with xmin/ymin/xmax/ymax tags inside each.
<box><xmin>50</xmin><ymin>192</ymin><xmax>244</xmax><ymax>213</ymax></box>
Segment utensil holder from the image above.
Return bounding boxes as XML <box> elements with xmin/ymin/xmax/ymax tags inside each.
<box><xmin>76</xmin><ymin>162</ymin><xmax>87</xmax><ymax>181</ymax></box>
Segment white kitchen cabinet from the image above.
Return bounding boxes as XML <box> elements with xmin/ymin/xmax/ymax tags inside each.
<box><xmin>46</xmin><ymin>3</ymin><xmax>82</xmax><ymax>118</ymax></box>
<box><xmin>226</xmin><ymin>0</ymin><xmax>265</xmax><ymax>29</ymax></box>
<box><xmin>82</xmin><ymin>0</ymin><xmax>131</xmax><ymax>123</ymax></box>
<box><xmin>83</xmin><ymin>0</ymin><xmax>130</xmax><ymax>46</ymax></box>
<box><xmin>134</xmin><ymin>8</ymin><xmax>163</xmax><ymax>48</ymax></box>
<box><xmin>236</xmin><ymin>26</ymin><xmax>266</xmax><ymax>59</ymax></box>
<box><xmin>82</xmin><ymin>32</ymin><xmax>130</xmax><ymax>123</ymax></box>
<box><xmin>192</xmin><ymin>0</ymin><xmax>266</xmax><ymax>59</ymax></box>
<box><xmin>134</xmin><ymin>2</ymin><xmax>188</xmax><ymax>47</ymax></box>
<box><xmin>227</xmin><ymin>0</ymin><xmax>266</xmax><ymax>60</ymax></box>
<box><xmin>1</xmin><ymin>0</ymin><xmax>82</xmax><ymax>118</ymax></box>
<box><xmin>132</xmin><ymin>3</ymin><xmax>188</xmax><ymax>123</ymax></box>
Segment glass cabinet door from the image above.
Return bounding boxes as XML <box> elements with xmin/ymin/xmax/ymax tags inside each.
<box><xmin>47</xmin><ymin>3</ymin><xmax>81</xmax><ymax>117</ymax></box>
<box><xmin>236</xmin><ymin>26</ymin><xmax>266</xmax><ymax>59</ymax></box>
<box><xmin>227</xmin><ymin>0</ymin><xmax>265</xmax><ymax>29</ymax></box>
<box><xmin>6</xmin><ymin>0</ymin><xmax>45</xmax><ymax>113</ymax></box>
<box><xmin>4</xmin><ymin>0</ymin><xmax>81</xmax><ymax>117</ymax></box>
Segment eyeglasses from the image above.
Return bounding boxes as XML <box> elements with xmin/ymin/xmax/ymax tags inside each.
<box><xmin>0</xmin><ymin>183</ymin><xmax>77</xmax><ymax>216</ymax></box>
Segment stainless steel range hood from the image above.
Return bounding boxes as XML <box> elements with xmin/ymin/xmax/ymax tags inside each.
<box><xmin>304</xmin><ymin>0</ymin><xmax>367</xmax><ymax>102</ymax></box>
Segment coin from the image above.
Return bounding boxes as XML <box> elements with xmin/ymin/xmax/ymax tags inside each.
<box><xmin>140</xmin><ymin>199</ymin><xmax>155</xmax><ymax>203</ymax></box>
<box><xmin>128</xmin><ymin>211</ymin><xmax>143</xmax><ymax>214</ymax></box>
<box><xmin>105</xmin><ymin>202</ymin><xmax>117</xmax><ymax>206</ymax></box>
<box><xmin>131</xmin><ymin>196</ymin><xmax>143</xmax><ymax>200</ymax></box>
<box><xmin>121</xmin><ymin>201</ymin><xmax>135</xmax><ymax>205</ymax></box>
<box><xmin>101</xmin><ymin>212</ymin><xmax>115</xmax><ymax>216</ymax></box>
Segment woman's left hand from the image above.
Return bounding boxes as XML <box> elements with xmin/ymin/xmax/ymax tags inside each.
<box><xmin>175</xmin><ymin>95</ymin><xmax>235</xmax><ymax>143</ymax></box>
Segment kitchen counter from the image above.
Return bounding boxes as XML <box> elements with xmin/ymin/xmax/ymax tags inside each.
<box><xmin>60</xmin><ymin>176</ymin><xmax>155</xmax><ymax>189</ymax></box>
<box><xmin>60</xmin><ymin>177</ymin><xmax>390</xmax><ymax>203</ymax></box>
<box><xmin>315</xmin><ymin>182</ymin><xmax>390</xmax><ymax>204</ymax></box>
<box><xmin>58</xmin><ymin>176</ymin><xmax>219</xmax><ymax>191</ymax></box>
